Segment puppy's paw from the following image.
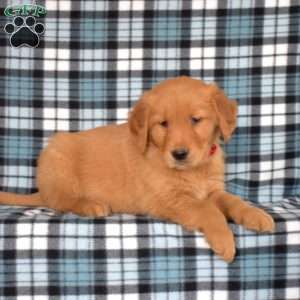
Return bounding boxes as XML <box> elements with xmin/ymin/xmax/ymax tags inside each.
<box><xmin>72</xmin><ymin>202</ymin><xmax>111</xmax><ymax>217</ymax></box>
<box><xmin>204</xmin><ymin>227</ymin><xmax>236</xmax><ymax>262</ymax></box>
<box><xmin>239</xmin><ymin>206</ymin><xmax>275</xmax><ymax>233</ymax></box>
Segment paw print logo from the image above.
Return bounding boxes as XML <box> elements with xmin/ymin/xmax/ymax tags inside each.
<box><xmin>4</xmin><ymin>16</ymin><xmax>45</xmax><ymax>48</ymax></box>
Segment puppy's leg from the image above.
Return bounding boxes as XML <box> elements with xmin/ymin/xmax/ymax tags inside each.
<box><xmin>209</xmin><ymin>191</ymin><xmax>275</xmax><ymax>232</ymax></box>
<box><xmin>150</xmin><ymin>199</ymin><xmax>235</xmax><ymax>262</ymax></box>
<box><xmin>38</xmin><ymin>148</ymin><xmax>110</xmax><ymax>217</ymax></box>
<box><xmin>37</xmin><ymin>136</ymin><xmax>111</xmax><ymax>218</ymax></box>
<box><xmin>72</xmin><ymin>199</ymin><xmax>111</xmax><ymax>217</ymax></box>
<box><xmin>37</xmin><ymin>146</ymin><xmax>81</xmax><ymax>213</ymax></box>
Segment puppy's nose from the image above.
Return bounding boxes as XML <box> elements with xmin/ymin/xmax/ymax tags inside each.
<box><xmin>171</xmin><ymin>148</ymin><xmax>189</xmax><ymax>161</ymax></box>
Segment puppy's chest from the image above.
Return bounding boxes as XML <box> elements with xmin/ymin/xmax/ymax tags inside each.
<box><xmin>169</xmin><ymin>175</ymin><xmax>210</xmax><ymax>200</ymax></box>
<box><xmin>145</xmin><ymin>172</ymin><xmax>213</xmax><ymax>201</ymax></box>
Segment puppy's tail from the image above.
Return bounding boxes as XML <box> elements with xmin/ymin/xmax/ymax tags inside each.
<box><xmin>0</xmin><ymin>191</ymin><xmax>43</xmax><ymax>207</ymax></box>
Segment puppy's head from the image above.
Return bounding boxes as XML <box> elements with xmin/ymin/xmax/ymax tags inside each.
<box><xmin>129</xmin><ymin>76</ymin><xmax>237</xmax><ymax>170</ymax></box>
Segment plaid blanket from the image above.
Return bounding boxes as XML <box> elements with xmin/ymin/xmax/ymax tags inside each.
<box><xmin>0</xmin><ymin>0</ymin><xmax>299</xmax><ymax>299</ymax></box>
<box><xmin>0</xmin><ymin>199</ymin><xmax>299</xmax><ymax>299</ymax></box>
<box><xmin>0</xmin><ymin>0</ymin><xmax>299</xmax><ymax>204</ymax></box>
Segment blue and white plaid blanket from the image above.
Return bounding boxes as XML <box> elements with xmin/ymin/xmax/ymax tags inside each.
<box><xmin>0</xmin><ymin>0</ymin><xmax>299</xmax><ymax>299</ymax></box>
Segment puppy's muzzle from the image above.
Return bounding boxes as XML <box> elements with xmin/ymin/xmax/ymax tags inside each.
<box><xmin>171</xmin><ymin>148</ymin><xmax>189</xmax><ymax>161</ymax></box>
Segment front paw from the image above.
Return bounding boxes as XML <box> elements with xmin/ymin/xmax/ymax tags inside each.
<box><xmin>238</xmin><ymin>206</ymin><xmax>275</xmax><ymax>232</ymax></box>
<box><xmin>204</xmin><ymin>227</ymin><xmax>236</xmax><ymax>262</ymax></box>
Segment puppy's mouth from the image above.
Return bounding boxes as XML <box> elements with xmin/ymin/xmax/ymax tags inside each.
<box><xmin>172</xmin><ymin>161</ymin><xmax>189</xmax><ymax>170</ymax></box>
<box><xmin>166</xmin><ymin>156</ymin><xmax>197</xmax><ymax>170</ymax></box>
<box><xmin>165</xmin><ymin>150</ymin><xmax>208</xmax><ymax>170</ymax></box>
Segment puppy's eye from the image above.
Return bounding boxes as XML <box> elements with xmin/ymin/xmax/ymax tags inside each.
<box><xmin>160</xmin><ymin>120</ymin><xmax>168</xmax><ymax>128</ymax></box>
<box><xmin>191</xmin><ymin>117</ymin><xmax>202</xmax><ymax>125</ymax></box>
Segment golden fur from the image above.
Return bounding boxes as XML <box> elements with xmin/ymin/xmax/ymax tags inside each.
<box><xmin>0</xmin><ymin>76</ymin><xmax>274</xmax><ymax>262</ymax></box>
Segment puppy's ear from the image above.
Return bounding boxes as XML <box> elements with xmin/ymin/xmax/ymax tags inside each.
<box><xmin>211</xmin><ymin>85</ymin><xmax>238</xmax><ymax>142</ymax></box>
<box><xmin>128</xmin><ymin>95</ymin><xmax>150</xmax><ymax>153</ymax></box>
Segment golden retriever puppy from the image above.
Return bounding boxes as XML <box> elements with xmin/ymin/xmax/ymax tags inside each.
<box><xmin>0</xmin><ymin>76</ymin><xmax>274</xmax><ymax>262</ymax></box>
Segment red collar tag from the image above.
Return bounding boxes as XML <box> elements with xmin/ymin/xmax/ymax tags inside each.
<box><xmin>209</xmin><ymin>144</ymin><xmax>217</xmax><ymax>156</ymax></box>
